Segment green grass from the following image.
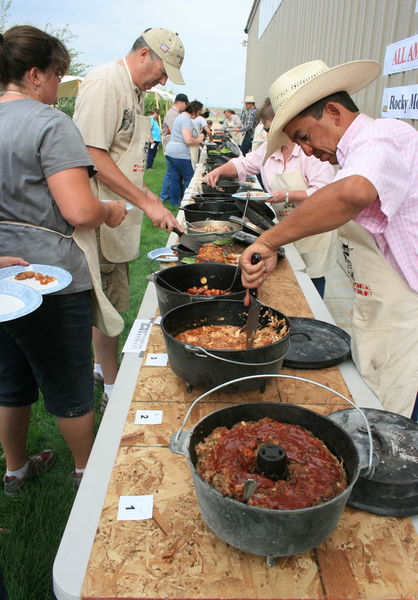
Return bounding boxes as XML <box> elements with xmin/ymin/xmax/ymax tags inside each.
<box><xmin>0</xmin><ymin>147</ymin><xmax>175</xmax><ymax>600</ymax></box>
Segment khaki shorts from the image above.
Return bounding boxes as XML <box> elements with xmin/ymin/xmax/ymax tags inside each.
<box><xmin>96</xmin><ymin>230</ymin><xmax>130</xmax><ymax>313</ymax></box>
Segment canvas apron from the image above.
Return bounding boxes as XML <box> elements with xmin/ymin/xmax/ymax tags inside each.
<box><xmin>190</xmin><ymin>144</ymin><xmax>200</xmax><ymax>171</ymax></box>
<box><xmin>0</xmin><ymin>221</ymin><xmax>124</xmax><ymax>337</ymax></box>
<box><xmin>90</xmin><ymin>59</ymin><xmax>149</xmax><ymax>264</ymax></box>
<box><xmin>339</xmin><ymin>221</ymin><xmax>418</xmax><ymax>417</ymax></box>
<box><xmin>270</xmin><ymin>170</ymin><xmax>337</xmax><ymax>278</ymax></box>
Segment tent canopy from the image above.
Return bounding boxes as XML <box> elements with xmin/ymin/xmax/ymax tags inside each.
<box><xmin>58</xmin><ymin>76</ymin><xmax>175</xmax><ymax>102</ymax></box>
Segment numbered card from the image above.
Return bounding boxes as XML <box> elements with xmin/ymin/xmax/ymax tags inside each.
<box><xmin>145</xmin><ymin>353</ymin><xmax>168</xmax><ymax>366</ymax></box>
<box><xmin>135</xmin><ymin>410</ymin><xmax>163</xmax><ymax>425</ymax></box>
<box><xmin>117</xmin><ymin>495</ymin><xmax>153</xmax><ymax>521</ymax></box>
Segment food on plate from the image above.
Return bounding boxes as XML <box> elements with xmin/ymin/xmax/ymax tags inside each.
<box><xmin>195</xmin><ymin>417</ymin><xmax>348</xmax><ymax>509</ymax></box>
<box><xmin>175</xmin><ymin>314</ymin><xmax>288</xmax><ymax>350</ymax></box>
<box><xmin>14</xmin><ymin>271</ymin><xmax>56</xmax><ymax>285</ymax></box>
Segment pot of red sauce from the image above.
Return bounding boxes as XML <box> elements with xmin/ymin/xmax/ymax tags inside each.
<box><xmin>170</xmin><ymin>376</ymin><xmax>363</xmax><ymax>563</ymax></box>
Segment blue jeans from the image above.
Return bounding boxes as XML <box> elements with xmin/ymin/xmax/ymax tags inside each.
<box><xmin>240</xmin><ymin>132</ymin><xmax>254</xmax><ymax>156</ymax></box>
<box><xmin>165</xmin><ymin>155</ymin><xmax>194</xmax><ymax>206</ymax></box>
<box><xmin>311</xmin><ymin>276</ymin><xmax>326</xmax><ymax>298</ymax></box>
<box><xmin>160</xmin><ymin>167</ymin><xmax>170</xmax><ymax>202</ymax></box>
<box><xmin>146</xmin><ymin>141</ymin><xmax>159</xmax><ymax>169</ymax></box>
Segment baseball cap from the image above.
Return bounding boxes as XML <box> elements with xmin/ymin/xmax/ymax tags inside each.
<box><xmin>142</xmin><ymin>28</ymin><xmax>185</xmax><ymax>85</ymax></box>
<box><xmin>175</xmin><ymin>93</ymin><xmax>189</xmax><ymax>103</ymax></box>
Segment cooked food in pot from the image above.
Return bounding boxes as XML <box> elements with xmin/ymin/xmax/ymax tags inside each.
<box><xmin>186</xmin><ymin>286</ymin><xmax>232</xmax><ymax>296</ymax></box>
<box><xmin>195</xmin><ymin>417</ymin><xmax>348</xmax><ymax>509</ymax></box>
<box><xmin>196</xmin><ymin>244</ymin><xmax>241</xmax><ymax>265</ymax></box>
<box><xmin>194</xmin><ymin>223</ymin><xmax>234</xmax><ymax>233</ymax></box>
<box><xmin>175</xmin><ymin>315</ymin><xmax>288</xmax><ymax>350</ymax></box>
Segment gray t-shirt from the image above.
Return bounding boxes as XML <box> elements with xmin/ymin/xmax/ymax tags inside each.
<box><xmin>0</xmin><ymin>98</ymin><xmax>95</xmax><ymax>294</ymax></box>
<box><xmin>165</xmin><ymin>112</ymin><xmax>197</xmax><ymax>160</ymax></box>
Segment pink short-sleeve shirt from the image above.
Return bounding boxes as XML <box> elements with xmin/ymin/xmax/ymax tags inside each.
<box><xmin>230</xmin><ymin>143</ymin><xmax>335</xmax><ymax>196</ymax></box>
<box><xmin>334</xmin><ymin>113</ymin><xmax>418</xmax><ymax>291</ymax></box>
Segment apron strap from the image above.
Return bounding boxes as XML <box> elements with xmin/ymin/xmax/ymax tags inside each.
<box><xmin>0</xmin><ymin>220</ymin><xmax>74</xmax><ymax>239</ymax></box>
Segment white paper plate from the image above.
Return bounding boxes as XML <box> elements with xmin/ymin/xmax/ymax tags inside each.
<box><xmin>147</xmin><ymin>248</ymin><xmax>178</xmax><ymax>263</ymax></box>
<box><xmin>0</xmin><ymin>264</ymin><xmax>72</xmax><ymax>294</ymax></box>
<box><xmin>0</xmin><ymin>281</ymin><xmax>42</xmax><ymax>322</ymax></box>
<box><xmin>232</xmin><ymin>191</ymin><xmax>273</xmax><ymax>200</ymax></box>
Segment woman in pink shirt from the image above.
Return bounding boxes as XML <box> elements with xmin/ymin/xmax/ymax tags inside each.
<box><xmin>204</xmin><ymin>99</ymin><xmax>336</xmax><ymax>297</ymax></box>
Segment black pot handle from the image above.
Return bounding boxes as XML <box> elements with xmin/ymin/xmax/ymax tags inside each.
<box><xmin>185</xmin><ymin>344</ymin><xmax>285</xmax><ymax>366</ymax></box>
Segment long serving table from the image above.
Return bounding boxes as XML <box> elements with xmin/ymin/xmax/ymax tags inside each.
<box><xmin>53</xmin><ymin>158</ymin><xmax>418</xmax><ymax>600</ymax></box>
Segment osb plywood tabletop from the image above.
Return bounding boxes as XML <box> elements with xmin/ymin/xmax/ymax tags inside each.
<box><xmin>81</xmin><ymin>258</ymin><xmax>418</xmax><ymax>600</ymax></box>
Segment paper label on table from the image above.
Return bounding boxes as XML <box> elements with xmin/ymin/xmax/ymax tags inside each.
<box><xmin>154</xmin><ymin>315</ymin><xmax>162</xmax><ymax>325</ymax></box>
<box><xmin>135</xmin><ymin>410</ymin><xmax>163</xmax><ymax>425</ymax></box>
<box><xmin>118</xmin><ymin>495</ymin><xmax>153</xmax><ymax>521</ymax></box>
<box><xmin>145</xmin><ymin>353</ymin><xmax>168</xmax><ymax>366</ymax></box>
<box><xmin>122</xmin><ymin>318</ymin><xmax>152</xmax><ymax>354</ymax></box>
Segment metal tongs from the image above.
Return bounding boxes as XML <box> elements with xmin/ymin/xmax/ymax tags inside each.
<box><xmin>240</xmin><ymin>252</ymin><xmax>261</xmax><ymax>349</ymax></box>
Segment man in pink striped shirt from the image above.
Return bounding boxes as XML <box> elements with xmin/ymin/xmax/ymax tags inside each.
<box><xmin>240</xmin><ymin>59</ymin><xmax>417</xmax><ymax>418</ymax></box>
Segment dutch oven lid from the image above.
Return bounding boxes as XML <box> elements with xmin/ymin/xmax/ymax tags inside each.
<box><xmin>283</xmin><ymin>317</ymin><xmax>351</xmax><ymax>369</ymax></box>
<box><xmin>328</xmin><ymin>408</ymin><xmax>418</xmax><ymax>517</ymax></box>
<box><xmin>234</xmin><ymin>199</ymin><xmax>276</xmax><ymax>228</ymax></box>
<box><xmin>229</xmin><ymin>215</ymin><xmax>264</xmax><ymax>236</ymax></box>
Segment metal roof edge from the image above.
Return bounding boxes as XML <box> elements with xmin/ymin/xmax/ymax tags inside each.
<box><xmin>244</xmin><ymin>0</ymin><xmax>259</xmax><ymax>34</ymax></box>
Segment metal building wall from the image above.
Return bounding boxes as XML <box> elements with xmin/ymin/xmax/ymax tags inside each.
<box><xmin>244</xmin><ymin>0</ymin><xmax>417</xmax><ymax>128</ymax></box>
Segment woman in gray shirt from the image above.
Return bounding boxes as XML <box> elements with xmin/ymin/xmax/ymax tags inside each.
<box><xmin>165</xmin><ymin>100</ymin><xmax>204</xmax><ymax>205</ymax></box>
<box><xmin>0</xmin><ymin>25</ymin><xmax>126</xmax><ymax>495</ymax></box>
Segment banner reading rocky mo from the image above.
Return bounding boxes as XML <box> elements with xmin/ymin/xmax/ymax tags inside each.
<box><xmin>383</xmin><ymin>34</ymin><xmax>418</xmax><ymax>75</ymax></box>
<box><xmin>381</xmin><ymin>84</ymin><xmax>418</xmax><ymax>119</ymax></box>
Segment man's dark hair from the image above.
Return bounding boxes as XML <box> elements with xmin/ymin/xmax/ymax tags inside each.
<box><xmin>258</xmin><ymin>97</ymin><xmax>274</xmax><ymax>122</ymax></box>
<box><xmin>299</xmin><ymin>91</ymin><xmax>359</xmax><ymax>120</ymax></box>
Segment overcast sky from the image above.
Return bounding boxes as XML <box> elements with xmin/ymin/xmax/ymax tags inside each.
<box><xmin>4</xmin><ymin>0</ymin><xmax>254</xmax><ymax>108</ymax></box>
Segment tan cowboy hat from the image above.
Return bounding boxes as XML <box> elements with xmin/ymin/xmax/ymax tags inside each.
<box><xmin>244</xmin><ymin>95</ymin><xmax>255</xmax><ymax>103</ymax></box>
<box><xmin>265</xmin><ymin>59</ymin><xmax>381</xmax><ymax>161</ymax></box>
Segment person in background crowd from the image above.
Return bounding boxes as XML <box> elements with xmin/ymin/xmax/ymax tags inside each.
<box><xmin>252</xmin><ymin>115</ymin><xmax>268</xmax><ymax>151</ymax></box>
<box><xmin>191</xmin><ymin>107</ymin><xmax>213</xmax><ymax>169</ymax></box>
<box><xmin>240</xmin><ymin>59</ymin><xmax>418</xmax><ymax>420</ymax></box>
<box><xmin>165</xmin><ymin>100</ymin><xmax>205</xmax><ymax>205</ymax></box>
<box><xmin>73</xmin><ymin>28</ymin><xmax>183</xmax><ymax>413</ymax></box>
<box><xmin>160</xmin><ymin>92</ymin><xmax>189</xmax><ymax>202</ymax></box>
<box><xmin>240</xmin><ymin>95</ymin><xmax>258</xmax><ymax>155</ymax></box>
<box><xmin>223</xmin><ymin>108</ymin><xmax>243</xmax><ymax>145</ymax></box>
<box><xmin>0</xmin><ymin>25</ymin><xmax>126</xmax><ymax>494</ymax></box>
<box><xmin>146</xmin><ymin>107</ymin><xmax>161</xmax><ymax>170</ymax></box>
<box><xmin>204</xmin><ymin>94</ymin><xmax>336</xmax><ymax>298</ymax></box>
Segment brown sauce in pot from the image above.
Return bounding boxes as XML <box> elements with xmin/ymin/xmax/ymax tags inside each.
<box><xmin>175</xmin><ymin>319</ymin><xmax>288</xmax><ymax>350</ymax></box>
<box><xmin>196</xmin><ymin>417</ymin><xmax>347</xmax><ymax>509</ymax></box>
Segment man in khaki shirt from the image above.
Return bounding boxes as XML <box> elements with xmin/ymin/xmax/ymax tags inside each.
<box><xmin>74</xmin><ymin>28</ymin><xmax>185</xmax><ymax>412</ymax></box>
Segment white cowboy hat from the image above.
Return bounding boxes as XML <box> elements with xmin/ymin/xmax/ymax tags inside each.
<box><xmin>244</xmin><ymin>95</ymin><xmax>255</xmax><ymax>103</ymax></box>
<box><xmin>265</xmin><ymin>59</ymin><xmax>381</xmax><ymax>161</ymax></box>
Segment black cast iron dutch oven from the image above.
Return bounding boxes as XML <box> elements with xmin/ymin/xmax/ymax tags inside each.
<box><xmin>170</xmin><ymin>387</ymin><xmax>361</xmax><ymax>563</ymax></box>
<box><xmin>160</xmin><ymin>299</ymin><xmax>290</xmax><ymax>391</ymax></box>
<box><xmin>152</xmin><ymin>263</ymin><xmax>246</xmax><ymax>317</ymax></box>
<box><xmin>183</xmin><ymin>202</ymin><xmax>241</xmax><ymax>223</ymax></box>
